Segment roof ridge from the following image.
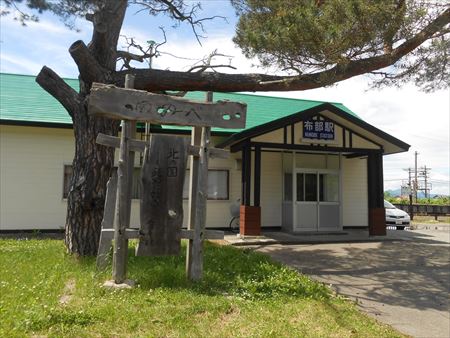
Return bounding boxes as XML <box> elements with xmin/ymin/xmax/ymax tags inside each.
<box><xmin>221</xmin><ymin>91</ymin><xmax>344</xmax><ymax>106</ymax></box>
<box><xmin>0</xmin><ymin>72</ymin><xmax>78</xmax><ymax>83</ymax></box>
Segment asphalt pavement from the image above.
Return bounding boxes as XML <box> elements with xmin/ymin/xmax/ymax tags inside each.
<box><xmin>253</xmin><ymin>228</ymin><xmax>450</xmax><ymax>338</ymax></box>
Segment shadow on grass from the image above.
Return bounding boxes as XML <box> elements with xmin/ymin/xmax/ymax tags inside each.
<box><xmin>88</xmin><ymin>241</ymin><xmax>331</xmax><ymax>301</ymax></box>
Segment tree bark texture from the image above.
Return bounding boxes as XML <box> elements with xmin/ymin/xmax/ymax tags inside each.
<box><xmin>37</xmin><ymin>1</ymin><xmax>127</xmax><ymax>256</ymax></box>
<box><xmin>65</xmin><ymin>111</ymin><xmax>119</xmax><ymax>255</ymax></box>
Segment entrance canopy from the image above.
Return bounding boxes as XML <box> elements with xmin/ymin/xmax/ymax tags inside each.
<box><xmin>218</xmin><ymin>103</ymin><xmax>410</xmax><ymax>156</ymax></box>
<box><xmin>216</xmin><ymin>102</ymin><xmax>410</xmax><ymax>237</ymax></box>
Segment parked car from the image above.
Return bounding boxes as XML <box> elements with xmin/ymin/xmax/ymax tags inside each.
<box><xmin>384</xmin><ymin>200</ymin><xmax>410</xmax><ymax>230</ymax></box>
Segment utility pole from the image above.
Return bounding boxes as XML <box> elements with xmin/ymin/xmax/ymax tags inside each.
<box><xmin>402</xmin><ymin>153</ymin><xmax>432</xmax><ymax>220</ymax></box>
<box><xmin>418</xmin><ymin>165</ymin><xmax>432</xmax><ymax>199</ymax></box>
<box><xmin>414</xmin><ymin>151</ymin><xmax>419</xmax><ymax>201</ymax></box>
<box><xmin>403</xmin><ymin>167</ymin><xmax>414</xmax><ymax>220</ymax></box>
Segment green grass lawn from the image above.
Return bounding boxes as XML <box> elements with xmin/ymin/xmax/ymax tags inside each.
<box><xmin>0</xmin><ymin>239</ymin><xmax>404</xmax><ymax>338</ymax></box>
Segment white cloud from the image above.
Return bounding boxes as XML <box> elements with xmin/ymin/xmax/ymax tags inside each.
<box><xmin>1</xmin><ymin>13</ymin><xmax>90</xmax><ymax>77</ymax></box>
<box><xmin>0</xmin><ymin>52</ymin><xmax>44</xmax><ymax>75</ymax></box>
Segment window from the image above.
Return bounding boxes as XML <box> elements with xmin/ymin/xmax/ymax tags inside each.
<box><xmin>296</xmin><ymin>173</ymin><xmax>317</xmax><ymax>202</ymax></box>
<box><xmin>63</xmin><ymin>166</ymin><xmax>141</xmax><ymax>199</ymax></box>
<box><xmin>63</xmin><ymin>167</ymin><xmax>229</xmax><ymax>200</ymax></box>
<box><xmin>319</xmin><ymin>173</ymin><xmax>339</xmax><ymax>202</ymax></box>
<box><xmin>294</xmin><ymin>172</ymin><xmax>339</xmax><ymax>203</ymax></box>
<box><xmin>208</xmin><ymin>170</ymin><xmax>229</xmax><ymax>200</ymax></box>
<box><xmin>183</xmin><ymin>169</ymin><xmax>229</xmax><ymax>200</ymax></box>
<box><xmin>304</xmin><ymin>173</ymin><xmax>317</xmax><ymax>201</ymax></box>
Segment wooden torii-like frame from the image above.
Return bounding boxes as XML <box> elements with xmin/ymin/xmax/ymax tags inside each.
<box><xmin>89</xmin><ymin>75</ymin><xmax>247</xmax><ymax>284</ymax></box>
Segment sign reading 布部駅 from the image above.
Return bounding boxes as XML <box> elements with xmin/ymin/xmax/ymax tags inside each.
<box><xmin>303</xmin><ymin>118</ymin><xmax>335</xmax><ymax>140</ymax></box>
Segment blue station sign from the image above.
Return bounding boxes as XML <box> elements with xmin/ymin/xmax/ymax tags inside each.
<box><xmin>303</xmin><ymin>118</ymin><xmax>335</xmax><ymax>140</ymax></box>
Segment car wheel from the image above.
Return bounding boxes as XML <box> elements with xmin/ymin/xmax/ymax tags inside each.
<box><xmin>396</xmin><ymin>225</ymin><xmax>405</xmax><ymax>230</ymax></box>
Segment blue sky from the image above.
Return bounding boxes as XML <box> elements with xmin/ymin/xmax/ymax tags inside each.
<box><xmin>1</xmin><ymin>1</ymin><xmax>449</xmax><ymax>195</ymax></box>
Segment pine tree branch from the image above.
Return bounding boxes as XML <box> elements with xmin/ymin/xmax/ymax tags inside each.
<box><xmin>35</xmin><ymin>66</ymin><xmax>80</xmax><ymax>119</ymax></box>
<box><xmin>132</xmin><ymin>0</ymin><xmax>227</xmax><ymax>45</ymax></box>
<box><xmin>114</xmin><ymin>7</ymin><xmax>449</xmax><ymax>92</ymax></box>
<box><xmin>69</xmin><ymin>40</ymin><xmax>107</xmax><ymax>85</ymax></box>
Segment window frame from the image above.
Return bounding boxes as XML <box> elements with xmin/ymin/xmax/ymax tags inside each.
<box><xmin>183</xmin><ymin>169</ymin><xmax>230</xmax><ymax>201</ymax></box>
<box><xmin>63</xmin><ymin>166</ymin><xmax>230</xmax><ymax>201</ymax></box>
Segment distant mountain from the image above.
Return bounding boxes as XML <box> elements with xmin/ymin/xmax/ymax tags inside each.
<box><xmin>384</xmin><ymin>189</ymin><xmax>444</xmax><ymax>199</ymax></box>
<box><xmin>385</xmin><ymin>189</ymin><xmax>401</xmax><ymax>197</ymax></box>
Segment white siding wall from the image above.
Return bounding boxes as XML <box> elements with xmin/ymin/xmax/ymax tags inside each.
<box><xmin>2</xmin><ymin>124</ymin><xmax>368</xmax><ymax>231</ymax></box>
<box><xmin>342</xmin><ymin>157</ymin><xmax>368</xmax><ymax>226</ymax></box>
<box><xmin>0</xmin><ymin>125</ymin><xmax>74</xmax><ymax>230</ymax></box>
<box><xmin>260</xmin><ymin>152</ymin><xmax>282</xmax><ymax>227</ymax></box>
<box><xmin>252</xmin><ymin>128</ymin><xmax>284</xmax><ymax>143</ymax></box>
<box><xmin>0</xmin><ymin>125</ymin><xmax>244</xmax><ymax>230</ymax></box>
<box><xmin>352</xmin><ymin>134</ymin><xmax>379</xmax><ymax>149</ymax></box>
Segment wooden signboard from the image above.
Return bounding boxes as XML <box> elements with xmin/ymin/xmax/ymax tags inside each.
<box><xmin>136</xmin><ymin>134</ymin><xmax>189</xmax><ymax>256</ymax></box>
<box><xmin>91</xmin><ymin>77</ymin><xmax>247</xmax><ymax>283</ymax></box>
<box><xmin>88</xmin><ymin>83</ymin><xmax>246</xmax><ymax>129</ymax></box>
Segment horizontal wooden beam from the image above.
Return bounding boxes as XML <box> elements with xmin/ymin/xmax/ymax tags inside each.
<box><xmin>99</xmin><ymin>228</ymin><xmax>224</xmax><ymax>240</ymax></box>
<box><xmin>189</xmin><ymin>145</ymin><xmax>230</xmax><ymax>159</ymax></box>
<box><xmin>181</xmin><ymin>229</ymin><xmax>225</xmax><ymax>240</ymax></box>
<box><xmin>96</xmin><ymin>133</ymin><xmax>146</xmax><ymax>152</ymax></box>
<box><xmin>96</xmin><ymin>133</ymin><xmax>229</xmax><ymax>159</ymax></box>
<box><xmin>249</xmin><ymin>142</ymin><xmax>383</xmax><ymax>154</ymax></box>
<box><xmin>100</xmin><ymin>228</ymin><xmax>140</xmax><ymax>240</ymax></box>
<box><xmin>345</xmin><ymin>153</ymin><xmax>368</xmax><ymax>159</ymax></box>
<box><xmin>230</xmin><ymin>141</ymin><xmax>383</xmax><ymax>153</ymax></box>
<box><xmin>89</xmin><ymin>83</ymin><xmax>246</xmax><ymax>128</ymax></box>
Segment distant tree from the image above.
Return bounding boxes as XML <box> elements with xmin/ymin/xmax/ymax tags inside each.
<box><xmin>2</xmin><ymin>0</ymin><xmax>449</xmax><ymax>255</ymax></box>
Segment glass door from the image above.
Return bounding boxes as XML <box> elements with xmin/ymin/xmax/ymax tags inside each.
<box><xmin>318</xmin><ymin>171</ymin><xmax>340</xmax><ymax>230</ymax></box>
<box><xmin>294</xmin><ymin>171</ymin><xmax>318</xmax><ymax>231</ymax></box>
<box><xmin>294</xmin><ymin>169</ymin><xmax>340</xmax><ymax>231</ymax></box>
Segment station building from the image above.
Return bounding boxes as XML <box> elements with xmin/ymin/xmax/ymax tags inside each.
<box><xmin>0</xmin><ymin>73</ymin><xmax>410</xmax><ymax>235</ymax></box>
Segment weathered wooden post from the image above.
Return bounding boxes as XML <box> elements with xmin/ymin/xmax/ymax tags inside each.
<box><xmin>112</xmin><ymin>74</ymin><xmax>136</xmax><ymax>284</ymax></box>
<box><xmin>186</xmin><ymin>92</ymin><xmax>212</xmax><ymax>281</ymax></box>
<box><xmin>96</xmin><ymin>172</ymin><xmax>117</xmax><ymax>270</ymax></box>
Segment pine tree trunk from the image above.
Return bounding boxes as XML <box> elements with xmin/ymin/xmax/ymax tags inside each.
<box><xmin>63</xmin><ymin>1</ymin><xmax>127</xmax><ymax>255</ymax></box>
<box><xmin>65</xmin><ymin>106</ymin><xmax>119</xmax><ymax>255</ymax></box>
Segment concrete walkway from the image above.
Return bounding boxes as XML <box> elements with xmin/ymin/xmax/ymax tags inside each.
<box><xmin>229</xmin><ymin>229</ymin><xmax>450</xmax><ymax>338</ymax></box>
<box><xmin>224</xmin><ymin>228</ymin><xmax>407</xmax><ymax>246</ymax></box>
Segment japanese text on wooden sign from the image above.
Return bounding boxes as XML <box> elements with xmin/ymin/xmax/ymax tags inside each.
<box><xmin>88</xmin><ymin>83</ymin><xmax>246</xmax><ymax>129</ymax></box>
<box><xmin>136</xmin><ymin>135</ymin><xmax>189</xmax><ymax>257</ymax></box>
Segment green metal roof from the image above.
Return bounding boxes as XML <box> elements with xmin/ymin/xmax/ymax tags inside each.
<box><xmin>0</xmin><ymin>73</ymin><xmax>358</xmax><ymax>132</ymax></box>
<box><xmin>0</xmin><ymin>73</ymin><xmax>78</xmax><ymax>125</ymax></box>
